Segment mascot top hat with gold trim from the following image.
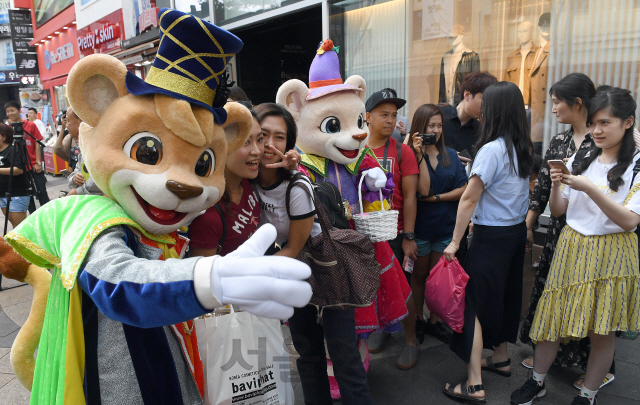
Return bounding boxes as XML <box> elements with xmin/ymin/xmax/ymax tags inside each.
<box><xmin>126</xmin><ymin>8</ymin><xmax>242</xmax><ymax>123</ymax></box>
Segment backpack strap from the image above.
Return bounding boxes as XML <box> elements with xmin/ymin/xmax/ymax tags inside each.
<box><xmin>285</xmin><ymin>172</ymin><xmax>313</xmax><ymax>218</ymax></box>
<box><xmin>212</xmin><ymin>203</ymin><xmax>226</xmax><ymax>252</ymax></box>
<box><xmin>396</xmin><ymin>137</ymin><xmax>403</xmax><ymax>167</ymax></box>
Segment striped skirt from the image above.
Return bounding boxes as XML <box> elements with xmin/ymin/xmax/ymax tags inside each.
<box><xmin>530</xmin><ymin>226</ymin><xmax>640</xmax><ymax>343</ymax></box>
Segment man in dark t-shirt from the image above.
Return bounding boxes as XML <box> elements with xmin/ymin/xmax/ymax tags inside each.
<box><xmin>441</xmin><ymin>72</ymin><xmax>497</xmax><ymax>155</ymax></box>
<box><xmin>439</xmin><ymin>72</ymin><xmax>496</xmax><ymax>266</ymax></box>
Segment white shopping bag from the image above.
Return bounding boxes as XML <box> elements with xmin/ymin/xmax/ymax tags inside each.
<box><xmin>195</xmin><ymin>307</ymin><xmax>294</xmax><ymax>405</ymax></box>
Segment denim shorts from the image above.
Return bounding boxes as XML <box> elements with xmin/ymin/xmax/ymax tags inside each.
<box><xmin>0</xmin><ymin>196</ymin><xmax>31</xmax><ymax>212</ymax></box>
<box><xmin>416</xmin><ymin>237</ymin><xmax>452</xmax><ymax>257</ymax></box>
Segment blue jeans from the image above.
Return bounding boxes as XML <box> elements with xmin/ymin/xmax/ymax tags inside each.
<box><xmin>288</xmin><ymin>305</ymin><xmax>372</xmax><ymax>405</ymax></box>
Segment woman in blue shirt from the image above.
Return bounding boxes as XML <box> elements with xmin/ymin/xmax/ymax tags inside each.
<box><xmin>408</xmin><ymin>104</ymin><xmax>467</xmax><ymax>345</ymax></box>
<box><xmin>442</xmin><ymin>81</ymin><xmax>534</xmax><ymax>403</ymax></box>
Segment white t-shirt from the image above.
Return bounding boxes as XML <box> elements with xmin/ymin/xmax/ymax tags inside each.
<box><xmin>563</xmin><ymin>153</ymin><xmax>640</xmax><ymax>236</ymax></box>
<box><xmin>253</xmin><ymin>176</ymin><xmax>322</xmax><ymax>246</ymax></box>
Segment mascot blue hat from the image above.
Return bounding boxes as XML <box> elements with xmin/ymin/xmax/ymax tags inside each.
<box><xmin>125</xmin><ymin>8</ymin><xmax>243</xmax><ymax>124</ymax></box>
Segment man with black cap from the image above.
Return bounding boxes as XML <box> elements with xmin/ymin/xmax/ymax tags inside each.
<box><xmin>364</xmin><ymin>89</ymin><xmax>421</xmax><ymax>370</ymax></box>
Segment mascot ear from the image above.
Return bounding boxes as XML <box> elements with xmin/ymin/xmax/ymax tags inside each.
<box><xmin>223</xmin><ymin>102</ymin><xmax>253</xmax><ymax>156</ymax></box>
<box><xmin>67</xmin><ymin>54</ymin><xmax>130</xmax><ymax>127</ymax></box>
<box><xmin>276</xmin><ymin>79</ymin><xmax>309</xmax><ymax>121</ymax></box>
<box><xmin>345</xmin><ymin>75</ymin><xmax>367</xmax><ymax>103</ymax></box>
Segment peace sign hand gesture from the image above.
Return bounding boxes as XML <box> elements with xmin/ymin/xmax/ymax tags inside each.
<box><xmin>264</xmin><ymin>145</ymin><xmax>301</xmax><ymax>171</ymax></box>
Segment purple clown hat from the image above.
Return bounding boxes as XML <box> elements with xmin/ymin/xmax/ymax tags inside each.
<box><xmin>307</xmin><ymin>39</ymin><xmax>362</xmax><ymax>100</ymax></box>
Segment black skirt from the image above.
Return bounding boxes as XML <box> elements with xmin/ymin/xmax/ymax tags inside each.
<box><xmin>451</xmin><ymin>222</ymin><xmax>526</xmax><ymax>363</ymax></box>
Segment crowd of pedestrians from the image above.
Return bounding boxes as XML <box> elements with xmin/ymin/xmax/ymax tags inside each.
<box><xmin>1</xmin><ymin>67</ymin><xmax>639</xmax><ymax>405</ymax></box>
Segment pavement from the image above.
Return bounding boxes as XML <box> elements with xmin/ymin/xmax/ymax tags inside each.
<box><xmin>1</xmin><ymin>173</ymin><xmax>639</xmax><ymax>404</ymax></box>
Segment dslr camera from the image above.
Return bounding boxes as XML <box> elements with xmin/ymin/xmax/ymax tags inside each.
<box><xmin>418</xmin><ymin>133</ymin><xmax>437</xmax><ymax>145</ymax></box>
<box><xmin>10</xmin><ymin>122</ymin><xmax>24</xmax><ymax>139</ymax></box>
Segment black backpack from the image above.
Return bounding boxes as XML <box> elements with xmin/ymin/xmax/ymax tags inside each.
<box><xmin>288</xmin><ymin>172</ymin><xmax>351</xmax><ymax>230</ymax></box>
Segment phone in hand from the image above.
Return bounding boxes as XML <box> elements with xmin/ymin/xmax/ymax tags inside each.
<box><xmin>459</xmin><ymin>149</ymin><xmax>472</xmax><ymax>160</ymax></box>
<box><xmin>418</xmin><ymin>133</ymin><xmax>437</xmax><ymax>145</ymax></box>
<box><xmin>548</xmin><ymin>159</ymin><xmax>571</xmax><ymax>175</ymax></box>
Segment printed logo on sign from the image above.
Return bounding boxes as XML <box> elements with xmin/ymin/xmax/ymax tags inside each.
<box><xmin>18</xmin><ymin>59</ymin><xmax>36</xmax><ymax>70</ymax></box>
<box><xmin>0</xmin><ymin>73</ymin><xmax>5</xmax><ymax>82</ymax></box>
<box><xmin>44</xmin><ymin>50</ymin><xmax>51</xmax><ymax>70</ymax></box>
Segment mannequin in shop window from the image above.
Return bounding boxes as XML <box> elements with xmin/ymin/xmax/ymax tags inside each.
<box><xmin>505</xmin><ymin>20</ymin><xmax>538</xmax><ymax>107</ymax></box>
<box><xmin>529</xmin><ymin>12</ymin><xmax>551</xmax><ymax>156</ymax></box>
<box><xmin>438</xmin><ymin>24</ymin><xmax>480</xmax><ymax>105</ymax></box>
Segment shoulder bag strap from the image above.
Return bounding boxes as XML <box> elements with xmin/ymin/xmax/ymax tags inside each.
<box><xmin>396</xmin><ymin>137</ymin><xmax>403</xmax><ymax>167</ymax></box>
<box><xmin>285</xmin><ymin>173</ymin><xmax>332</xmax><ymax>235</ymax></box>
<box><xmin>382</xmin><ymin>139</ymin><xmax>390</xmax><ymax>171</ymax></box>
<box><xmin>212</xmin><ymin>203</ymin><xmax>226</xmax><ymax>252</ymax></box>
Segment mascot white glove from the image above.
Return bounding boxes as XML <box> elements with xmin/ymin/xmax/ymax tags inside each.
<box><xmin>209</xmin><ymin>224</ymin><xmax>312</xmax><ymax>319</ymax></box>
<box><xmin>363</xmin><ymin>167</ymin><xmax>387</xmax><ymax>191</ymax></box>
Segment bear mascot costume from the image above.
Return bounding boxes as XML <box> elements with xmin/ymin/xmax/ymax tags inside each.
<box><xmin>276</xmin><ymin>40</ymin><xmax>413</xmax><ymax>401</ymax></box>
<box><xmin>0</xmin><ymin>9</ymin><xmax>312</xmax><ymax>404</ymax></box>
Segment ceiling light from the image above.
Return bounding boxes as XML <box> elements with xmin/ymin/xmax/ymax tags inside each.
<box><xmin>63</xmin><ymin>26</ymin><xmax>68</xmax><ymax>29</ymax></box>
<box><xmin>40</xmin><ymin>39</ymin><xmax>45</xmax><ymax>43</ymax></box>
<box><xmin>72</xmin><ymin>21</ymin><xmax>76</xmax><ymax>24</ymax></box>
<box><xmin>47</xmin><ymin>35</ymin><xmax>52</xmax><ymax>38</ymax></box>
<box><xmin>134</xmin><ymin>63</ymin><xmax>142</xmax><ymax>66</ymax></box>
<box><xmin>54</xmin><ymin>31</ymin><xmax>60</xmax><ymax>34</ymax></box>
<box><xmin>142</xmin><ymin>60</ymin><xmax>152</xmax><ymax>65</ymax></box>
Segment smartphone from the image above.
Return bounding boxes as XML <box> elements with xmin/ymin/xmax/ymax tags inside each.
<box><xmin>548</xmin><ymin>159</ymin><xmax>571</xmax><ymax>175</ymax></box>
<box><xmin>403</xmin><ymin>257</ymin><xmax>414</xmax><ymax>273</ymax></box>
<box><xmin>418</xmin><ymin>133</ymin><xmax>437</xmax><ymax>145</ymax></box>
<box><xmin>459</xmin><ymin>149</ymin><xmax>472</xmax><ymax>160</ymax></box>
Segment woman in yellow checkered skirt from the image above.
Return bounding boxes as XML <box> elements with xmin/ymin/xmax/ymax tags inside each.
<box><xmin>511</xmin><ymin>86</ymin><xmax>640</xmax><ymax>405</ymax></box>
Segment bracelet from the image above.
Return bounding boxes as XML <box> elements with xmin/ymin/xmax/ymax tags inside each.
<box><xmin>448</xmin><ymin>242</ymin><xmax>459</xmax><ymax>249</ymax></box>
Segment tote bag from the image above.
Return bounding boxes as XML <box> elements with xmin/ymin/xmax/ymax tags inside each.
<box><xmin>195</xmin><ymin>307</ymin><xmax>294</xmax><ymax>405</ymax></box>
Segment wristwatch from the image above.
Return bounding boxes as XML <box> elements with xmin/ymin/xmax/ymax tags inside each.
<box><xmin>435</xmin><ymin>194</ymin><xmax>441</xmax><ymax>202</ymax></box>
<box><xmin>403</xmin><ymin>231</ymin><xmax>415</xmax><ymax>240</ymax></box>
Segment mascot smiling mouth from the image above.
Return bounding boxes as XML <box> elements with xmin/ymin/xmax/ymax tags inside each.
<box><xmin>336</xmin><ymin>147</ymin><xmax>359</xmax><ymax>159</ymax></box>
<box><xmin>131</xmin><ymin>186</ymin><xmax>189</xmax><ymax>225</ymax></box>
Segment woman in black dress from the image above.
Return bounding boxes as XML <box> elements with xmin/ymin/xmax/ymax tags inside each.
<box><xmin>520</xmin><ymin>73</ymin><xmax>615</xmax><ymax>389</ymax></box>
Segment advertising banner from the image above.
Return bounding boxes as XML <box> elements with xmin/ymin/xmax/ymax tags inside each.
<box><xmin>0</xmin><ymin>3</ymin><xmax>17</xmax><ymax>84</ymax></box>
<box><xmin>422</xmin><ymin>0</ymin><xmax>454</xmax><ymax>41</ymax></box>
<box><xmin>77</xmin><ymin>10</ymin><xmax>123</xmax><ymax>57</ymax></box>
<box><xmin>123</xmin><ymin>0</ymin><xmax>158</xmax><ymax>42</ymax></box>
<box><xmin>35</xmin><ymin>0</ymin><xmax>74</xmax><ymax>28</ymax></box>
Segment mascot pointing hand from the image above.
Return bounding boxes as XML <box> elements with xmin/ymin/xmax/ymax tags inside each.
<box><xmin>0</xmin><ymin>8</ymin><xmax>311</xmax><ymax>404</ymax></box>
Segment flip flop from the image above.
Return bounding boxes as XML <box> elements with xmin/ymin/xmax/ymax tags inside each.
<box><xmin>481</xmin><ymin>356</ymin><xmax>512</xmax><ymax>377</ymax></box>
<box><xmin>443</xmin><ymin>381</ymin><xmax>486</xmax><ymax>403</ymax></box>
<box><xmin>573</xmin><ymin>373</ymin><xmax>615</xmax><ymax>390</ymax></box>
<box><xmin>521</xmin><ymin>355</ymin><xmax>533</xmax><ymax>369</ymax></box>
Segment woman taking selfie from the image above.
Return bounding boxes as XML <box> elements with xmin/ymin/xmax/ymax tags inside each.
<box><xmin>512</xmin><ymin>86</ymin><xmax>640</xmax><ymax>405</ymax></box>
<box><xmin>442</xmin><ymin>81</ymin><xmax>533</xmax><ymax>403</ymax></box>
<box><xmin>0</xmin><ymin>123</ymin><xmax>30</xmax><ymax>229</ymax></box>
<box><xmin>407</xmin><ymin>104</ymin><xmax>467</xmax><ymax>344</ymax></box>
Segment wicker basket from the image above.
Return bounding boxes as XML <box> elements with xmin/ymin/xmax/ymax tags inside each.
<box><xmin>352</xmin><ymin>174</ymin><xmax>399</xmax><ymax>243</ymax></box>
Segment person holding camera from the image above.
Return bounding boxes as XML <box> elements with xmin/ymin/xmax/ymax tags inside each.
<box><xmin>408</xmin><ymin>104</ymin><xmax>468</xmax><ymax>344</ymax></box>
<box><xmin>4</xmin><ymin>101</ymin><xmax>49</xmax><ymax>211</ymax></box>
<box><xmin>0</xmin><ymin>123</ymin><xmax>30</xmax><ymax>228</ymax></box>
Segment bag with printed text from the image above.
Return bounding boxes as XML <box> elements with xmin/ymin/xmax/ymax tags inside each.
<box><xmin>195</xmin><ymin>306</ymin><xmax>294</xmax><ymax>405</ymax></box>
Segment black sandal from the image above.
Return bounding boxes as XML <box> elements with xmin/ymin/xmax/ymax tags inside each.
<box><xmin>443</xmin><ymin>381</ymin><xmax>486</xmax><ymax>403</ymax></box>
<box><xmin>481</xmin><ymin>356</ymin><xmax>512</xmax><ymax>377</ymax></box>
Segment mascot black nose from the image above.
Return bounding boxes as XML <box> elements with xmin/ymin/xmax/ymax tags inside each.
<box><xmin>166</xmin><ymin>181</ymin><xmax>204</xmax><ymax>199</ymax></box>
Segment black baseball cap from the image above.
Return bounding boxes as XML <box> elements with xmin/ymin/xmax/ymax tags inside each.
<box><xmin>365</xmin><ymin>90</ymin><xmax>406</xmax><ymax>113</ymax></box>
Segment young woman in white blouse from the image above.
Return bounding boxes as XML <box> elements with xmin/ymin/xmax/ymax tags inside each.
<box><xmin>511</xmin><ymin>86</ymin><xmax>640</xmax><ymax>405</ymax></box>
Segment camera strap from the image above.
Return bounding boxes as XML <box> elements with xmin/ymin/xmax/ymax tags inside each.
<box><xmin>381</xmin><ymin>138</ymin><xmax>402</xmax><ymax>172</ymax></box>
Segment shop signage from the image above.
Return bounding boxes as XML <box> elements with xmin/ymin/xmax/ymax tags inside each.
<box><xmin>12</xmin><ymin>37</ymin><xmax>35</xmax><ymax>53</ymax></box>
<box><xmin>44</xmin><ymin>43</ymin><xmax>74</xmax><ymax>70</ymax></box>
<box><xmin>120</xmin><ymin>54</ymin><xmax>143</xmax><ymax>65</ymax></box>
<box><xmin>37</xmin><ymin>27</ymin><xmax>80</xmax><ymax>82</ymax></box>
<box><xmin>138</xmin><ymin>4</ymin><xmax>158</xmax><ymax>34</ymax></box>
<box><xmin>0</xmin><ymin>1</ymin><xmax>9</xmax><ymax>41</ymax></box>
<box><xmin>9</xmin><ymin>9</ymin><xmax>36</xmax><ymax>78</ymax></box>
<box><xmin>422</xmin><ymin>0</ymin><xmax>454</xmax><ymax>40</ymax></box>
<box><xmin>121</xmin><ymin>26</ymin><xmax>158</xmax><ymax>49</ymax></box>
<box><xmin>20</xmin><ymin>75</ymin><xmax>36</xmax><ymax>85</ymax></box>
<box><xmin>77</xmin><ymin>10</ymin><xmax>123</xmax><ymax>56</ymax></box>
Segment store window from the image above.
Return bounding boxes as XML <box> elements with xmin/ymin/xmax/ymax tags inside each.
<box><xmin>54</xmin><ymin>85</ymin><xmax>68</xmax><ymax>114</ymax></box>
<box><xmin>213</xmin><ymin>0</ymin><xmax>305</xmax><ymax>26</ymax></box>
<box><xmin>330</xmin><ymin>0</ymin><xmax>640</xmax><ymax>151</ymax></box>
<box><xmin>175</xmin><ymin>0</ymin><xmax>211</xmax><ymax>20</ymax></box>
